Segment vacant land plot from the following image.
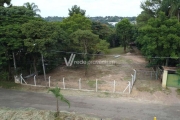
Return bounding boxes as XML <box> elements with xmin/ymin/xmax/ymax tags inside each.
<box><xmin>24</xmin><ymin>47</ymin><xmax>160</xmax><ymax>93</ymax></box>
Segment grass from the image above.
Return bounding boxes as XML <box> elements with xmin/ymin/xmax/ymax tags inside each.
<box><xmin>135</xmin><ymin>80</ymin><xmax>171</xmax><ymax>94</ymax></box>
<box><xmin>108</xmin><ymin>47</ymin><xmax>125</xmax><ymax>55</ymax></box>
<box><xmin>0</xmin><ymin>107</ymin><xmax>108</xmax><ymax>120</ymax></box>
<box><xmin>0</xmin><ymin>81</ymin><xmax>21</xmax><ymax>89</ymax></box>
<box><xmin>87</xmin><ymin>80</ymin><xmax>105</xmax><ymax>88</ymax></box>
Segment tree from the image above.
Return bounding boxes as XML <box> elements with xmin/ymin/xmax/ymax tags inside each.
<box><xmin>137</xmin><ymin>12</ymin><xmax>180</xmax><ymax>67</ymax></box>
<box><xmin>60</xmin><ymin>14</ymin><xmax>92</xmax><ymax>35</ymax></box>
<box><xmin>136</xmin><ymin>0</ymin><xmax>161</xmax><ymax>27</ymax></box>
<box><xmin>0</xmin><ymin>6</ymin><xmax>35</xmax><ymax>80</ymax></box>
<box><xmin>68</xmin><ymin>5</ymin><xmax>86</xmax><ymax>16</ymax></box>
<box><xmin>23</xmin><ymin>2</ymin><xmax>41</xmax><ymax>17</ymax></box>
<box><xmin>48</xmin><ymin>87</ymin><xmax>70</xmax><ymax>117</ymax></box>
<box><xmin>160</xmin><ymin>0</ymin><xmax>180</xmax><ymax>20</ymax></box>
<box><xmin>116</xmin><ymin>19</ymin><xmax>133</xmax><ymax>52</ymax></box>
<box><xmin>70</xmin><ymin>30</ymin><xmax>109</xmax><ymax>75</ymax></box>
<box><xmin>0</xmin><ymin>0</ymin><xmax>11</xmax><ymax>7</ymax></box>
<box><xmin>91</xmin><ymin>21</ymin><xmax>113</xmax><ymax>40</ymax></box>
<box><xmin>21</xmin><ymin>20</ymin><xmax>59</xmax><ymax>75</ymax></box>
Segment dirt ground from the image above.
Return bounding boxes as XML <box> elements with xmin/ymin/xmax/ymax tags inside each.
<box><xmin>25</xmin><ymin>47</ymin><xmax>151</xmax><ymax>93</ymax></box>
<box><xmin>20</xmin><ymin>47</ymin><xmax>180</xmax><ymax>104</ymax></box>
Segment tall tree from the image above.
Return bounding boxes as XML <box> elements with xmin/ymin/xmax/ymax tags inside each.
<box><xmin>21</xmin><ymin>20</ymin><xmax>60</xmax><ymax>75</ymax></box>
<box><xmin>91</xmin><ymin>21</ymin><xmax>113</xmax><ymax>40</ymax></box>
<box><xmin>60</xmin><ymin>14</ymin><xmax>92</xmax><ymax>35</ymax></box>
<box><xmin>70</xmin><ymin>30</ymin><xmax>109</xmax><ymax>75</ymax></box>
<box><xmin>137</xmin><ymin>12</ymin><xmax>180</xmax><ymax>67</ymax></box>
<box><xmin>116</xmin><ymin>19</ymin><xmax>133</xmax><ymax>52</ymax></box>
<box><xmin>0</xmin><ymin>0</ymin><xmax>11</xmax><ymax>7</ymax></box>
<box><xmin>160</xmin><ymin>0</ymin><xmax>180</xmax><ymax>19</ymax></box>
<box><xmin>23</xmin><ymin>2</ymin><xmax>41</xmax><ymax>17</ymax></box>
<box><xmin>0</xmin><ymin>6</ymin><xmax>34</xmax><ymax>80</ymax></box>
<box><xmin>136</xmin><ymin>0</ymin><xmax>161</xmax><ymax>27</ymax></box>
<box><xmin>68</xmin><ymin>5</ymin><xmax>86</xmax><ymax>16</ymax></box>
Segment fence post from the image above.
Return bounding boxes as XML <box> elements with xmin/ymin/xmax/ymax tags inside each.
<box><xmin>133</xmin><ymin>69</ymin><xmax>136</xmax><ymax>81</ymax></box>
<box><xmin>96</xmin><ymin>79</ymin><xmax>98</xmax><ymax>92</ymax></box>
<box><xmin>128</xmin><ymin>81</ymin><xmax>131</xmax><ymax>94</ymax></box>
<box><xmin>49</xmin><ymin>76</ymin><xmax>51</xmax><ymax>87</ymax></box>
<box><xmin>20</xmin><ymin>74</ymin><xmax>22</xmax><ymax>84</ymax></box>
<box><xmin>34</xmin><ymin>75</ymin><xmax>36</xmax><ymax>86</ymax></box>
<box><xmin>79</xmin><ymin>78</ymin><xmax>81</xmax><ymax>90</ymax></box>
<box><xmin>63</xmin><ymin>77</ymin><xmax>65</xmax><ymax>89</ymax></box>
<box><xmin>113</xmin><ymin>80</ymin><xmax>116</xmax><ymax>93</ymax></box>
<box><xmin>131</xmin><ymin>74</ymin><xmax>134</xmax><ymax>87</ymax></box>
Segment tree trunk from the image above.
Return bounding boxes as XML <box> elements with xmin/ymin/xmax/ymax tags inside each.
<box><xmin>33</xmin><ymin>56</ymin><xmax>38</xmax><ymax>76</ymax></box>
<box><xmin>124</xmin><ymin>44</ymin><xmax>127</xmax><ymax>53</ymax></box>
<box><xmin>165</xmin><ymin>58</ymin><xmax>169</xmax><ymax>66</ymax></box>
<box><xmin>84</xmin><ymin>40</ymin><xmax>88</xmax><ymax>76</ymax></box>
<box><xmin>56</xmin><ymin>98</ymin><xmax>59</xmax><ymax>117</ymax></box>
<box><xmin>112</xmin><ymin>39</ymin><xmax>115</xmax><ymax>47</ymax></box>
<box><xmin>12</xmin><ymin>52</ymin><xmax>17</xmax><ymax>74</ymax></box>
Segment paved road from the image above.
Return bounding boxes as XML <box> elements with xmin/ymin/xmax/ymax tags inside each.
<box><xmin>0</xmin><ymin>88</ymin><xmax>180</xmax><ymax>120</ymax></box>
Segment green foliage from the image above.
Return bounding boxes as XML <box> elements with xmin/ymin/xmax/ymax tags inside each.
<box><xmin>68</xmin><ymin>5</ymin><xmax>86</xmax><ymax>16</ymax></box>
<box><xmin>23</xmin><ymin>2</ymin><xmax>41</xmax><ymax>17</ymax></box>
<box><xmin>60</xmin><ymin>14</ymin><xmax>91</xmax><ymax>35</ymax></box>
<box><xmin>96</xmin><ymin>40</ymin><xmax>110</xmax><ymax>53</ymax></box>
<box><xmin>0</xmin><ymin>0</ymin><xmax>11</xmax><ymax>7</ymax></box>
<box><xmin>137</xmin><ymin>12</ymin><xmax>180</xmax><ymax>66</ymax></box>
<box><xmin>0</xmin><ymin>6</ymin><xmax>36</xmax><ymax>79</ymax></box>
<box><xmin>22</xmin><ymin>20</ymin><xmax>57</xmax><ymax>55</ymax></box>
<box><xmin>160</xmin><ymin>0</ymin><xmax>180</xmax><ymax>17</ymax></box>
<box><xmin>44</xmin><ymin>16</ymin><xmax>137</xmax><ymax>24</ymax></box>
<box><xmin>136</xmin><ymin>0</ymin><xmax>161</xmax><ymax>27</ymax></box>
<box><xmin>70</xmin><ymin>30</ymin><xmax>102</xmax><ymax>54</ymax></box>
<box><xmin>48</xmin><ymin>87</ymin><xmax>70</xmax><ymax>116</ymax></box>
<box><xmin>116</xmin><ymin>19</ymin><xmax>133</xmax><ymax>52</ymax></box>
<box><xmin>91</xmin><ymin>22</ymin><xmax>113</xmax><ymax>40</ymax></box>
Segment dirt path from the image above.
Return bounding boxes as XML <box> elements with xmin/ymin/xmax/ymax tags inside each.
<box><xmin>1</xmin><ymin>88</ymin><xmax>180</xmax><ymax>120</ymax></box>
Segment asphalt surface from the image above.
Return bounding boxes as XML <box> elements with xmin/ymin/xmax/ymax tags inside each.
<box><xmin>0</xmin><ymin>88</ymin><xmax>180</xmax><ymax>120</ymax></box>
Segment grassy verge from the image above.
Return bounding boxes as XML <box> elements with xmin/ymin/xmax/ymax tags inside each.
<box><xmin>0</xmin><ymin>107</ymin><xmax>111</xmax><ymax>120</ymax></box>
<box><xmin>87</xmin><ymin>80</ymin><xmax>105</xmax><ymax>88</ymax></box>
<box><xmin>0</xmin><ymin>81</ymin><xmax>21</xmax><ymax>89</ymax></box>
<box><xmin>108</xmin><ymin>47</ymin><xmax>125</xmax><ymax>55</ymax></box>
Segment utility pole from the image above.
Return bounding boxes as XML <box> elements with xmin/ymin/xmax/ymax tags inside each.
<box><xmin>41</xmin><ymin>54</ymin><xmax>46</xmax><ymax>82</ymax></box>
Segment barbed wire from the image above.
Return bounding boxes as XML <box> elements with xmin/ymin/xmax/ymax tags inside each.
<box><xmin>50</xmin><ymin>50</ymin><xmax>180</xmax><ymax>58</ymax></box>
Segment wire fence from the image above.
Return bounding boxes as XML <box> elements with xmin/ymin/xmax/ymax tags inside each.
<box><xmin>15</xmin><ymin>69</ymin><xmax>137</xmax><ymax>94</ymax></box>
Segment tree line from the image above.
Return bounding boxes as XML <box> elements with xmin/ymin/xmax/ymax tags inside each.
<box><xmin>136</xmin><ymin>0</ymin><xmax>180</xmax><ymax>68</ymax></box>
<box><xmin>0</xmin><ymin>1</ymin><xmax>137</xmax><ymax>81</ymax></box>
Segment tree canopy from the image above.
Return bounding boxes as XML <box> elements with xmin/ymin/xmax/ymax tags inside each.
<box><xmin>68</xmin><ymin>5</ymin><xmax>86</xmax><ymax>16</ymax></box>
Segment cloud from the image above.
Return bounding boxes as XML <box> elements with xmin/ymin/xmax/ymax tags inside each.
<box><xmin>11</xmin><ymin>0</ymin><xmax>142</xmax><ymax>17</ymax></box>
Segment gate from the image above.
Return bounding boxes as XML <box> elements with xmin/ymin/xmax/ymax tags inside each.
<box><xmin>166</xmin><ymin>74</ymin><xmax>180</xmax><ymax>88</ymax></box>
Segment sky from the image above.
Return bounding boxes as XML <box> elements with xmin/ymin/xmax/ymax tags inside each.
<box><xmin>11</xmin><ymin>0</ymin><xmax>143</xmax><ymax>17</ymax></box>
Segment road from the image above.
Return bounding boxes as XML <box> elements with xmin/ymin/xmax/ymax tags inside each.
<box><xmin>0</xmin><ymin>88</ymin><xmax>180</xmax><ymax>120</ymax></box>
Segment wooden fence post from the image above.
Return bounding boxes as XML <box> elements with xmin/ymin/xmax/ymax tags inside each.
<box><xmin>34</xmin><ymin>75</ymin><xmax>36</xmax><ymax>86</ymax></box>
<box><xmin>49</xmin><ymin>76</ymin><xmax>51</xmax><ymax>87</ymax></box>
<box><xmin>113</xmin><ymin>80</ymin><xmax>116</xmax><ymax>93</ymax></box>
<box><xmin>63</xmin><ymin>77</ymin><xmax>65</xmax><ymax>89</ymax></box>
<box><xmin>96</xmin><ymin>79</ymin><xmax>98</xmax><ymax>92</ymax></box>
<box><xmin>79</xmin><ymin>78</ymin><xmax>81</xmax><ymax>90</ymax></box>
